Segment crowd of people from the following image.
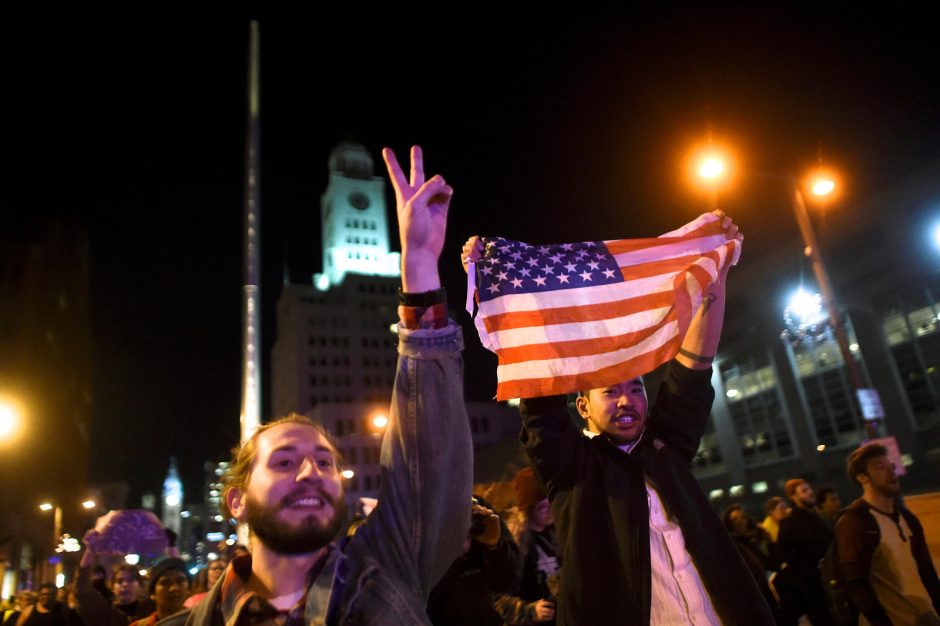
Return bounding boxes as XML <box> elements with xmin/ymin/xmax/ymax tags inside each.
<box><xmin>3</xmin><ymin>144</ymin><xmax>938</xmax><ymax>625</ymax></box>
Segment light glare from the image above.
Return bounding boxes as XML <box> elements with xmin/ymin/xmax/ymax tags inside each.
<box><xmin>39</xmin><ymin>503</ymin><xmax>54</xmax><ymax>512</ymax></box>
<box><xmin>371</xmin><ymin>414</ymin><xmax>389</xmax><ymax>429</ymax></box>
<box><xmin>811</xmin><ymin>178</ymin><xmax>835</xmax><ymax>196</ymax></box>
<box><xmin>81</xmin><ymin>500</ymin><xmax>96</xmax><ymax>510</ymax></box>
<box><xmin>698</xmin><ymin>157</ymin><xmax>725</xmax><ymax>180</ymax></box>
<box><xmin>341</xmin><ymin>469</ymin><xmax>355</xmax><ymax>479</ymax></box>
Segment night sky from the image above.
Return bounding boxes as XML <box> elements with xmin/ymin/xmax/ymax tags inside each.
<box><xmin>3</xmin><ymin>11</ymin><xmax>939</xmax><ymax>502</ymax></box>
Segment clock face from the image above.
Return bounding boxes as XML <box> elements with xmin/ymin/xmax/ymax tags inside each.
<box><xmin>349</xmin><ymin>192</ymin><xmax>371</xmax><ymax>211</ymax></box>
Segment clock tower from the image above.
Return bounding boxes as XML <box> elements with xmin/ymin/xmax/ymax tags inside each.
<box><xmin>315</xmin><ymin>141</ymin><xmax>400</xmax><ymax>289</ymax></box>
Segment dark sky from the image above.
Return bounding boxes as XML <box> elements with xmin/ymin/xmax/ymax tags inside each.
<box><xmin>2</xmin><ymin>10</ymin><xmax>939</xmax><ymax>502</ymax></box>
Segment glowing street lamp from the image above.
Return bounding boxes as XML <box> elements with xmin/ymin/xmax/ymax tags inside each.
<box><xmin>371</xmin><ymin>414</ymin><xmax>389</xmax><ymax>430</ymax></box>
<box><xmin>0</xmin><ymin>400</ymin><xmax>22</xmax><ymax>442</ymax></box>
<box><xmin>341</xmin><ymin>469</ymin><xmax>355</xmax><ymax>480</ymax></box>
<box><xmin>698</xmin><ymin>156</ymin><xmax>725</xmax><ymax>180</ymax></box>
<box><xmin>81</xmin><ymin>500</ymin><xmax>96</xmax><ymax>510</ymax></box>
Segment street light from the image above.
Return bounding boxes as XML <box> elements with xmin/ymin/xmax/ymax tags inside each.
<box><xmin>38</xmin><ymin>502</ymin><xmax>63</xmax><ymax>584</ymax></box>
<box><xmin>692</xmin><ymin>149</ymin><xmax>883</xmax><ymax>437</ymax></box>
<box><xmin>0</xmin><ymin>399</ymin><xmax>22</xmax><ymax>443</ymax></box>
<box><xmin>81</xmin><ymin>500</ymin><xmax>96</xmax><ymax>510</ymax></box>
<box><xmin>371</xmin><ymin>414</ymin><xmax>389</xmax><ymax>430</ymax></box>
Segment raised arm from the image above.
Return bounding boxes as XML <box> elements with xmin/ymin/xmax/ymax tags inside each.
<box><xmin>674</xmin><ymin>210</ymin><xmax>740</xmax><ymax>370</ymax></box>
<box><xmin>342</xmin><ymin>146</ymin><xmax>471</xmax><ymax>604</ymax></box>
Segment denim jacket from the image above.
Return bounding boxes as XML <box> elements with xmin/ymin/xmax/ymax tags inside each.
<box><xmin>161</xmin><ymin>322</ymin><xmax>471</xmax><ymax>626</ymax></box>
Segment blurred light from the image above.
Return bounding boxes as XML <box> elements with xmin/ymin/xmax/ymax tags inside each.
<box><xmin>181</xmin><ymin>510</ymin><xmax>191</xmax><ymax>519</ymax></box>
<box><xmin>189</xmin><ymin>566</ymin><xmax>200</xmax><ymax>576</ymax></box>
<box><xmin>341</xmin><ymin>469</ymin><xmax>355</xmax><ymax>479</ymax></box>
<box><xmin>57</xmin><ymin>535</ymin><xmax>81</xmax><ymax>553</ymax></box>
<box><xmin>138</xmin><ymin>569</ymin><xmax>148</xmax><ymax>577</ymax></box>
<box><xmin>698</xmin><ymin>157</ymin><xmax>725</xmax><ymax>180</ymax></box>
<box><xmin>752</xmin><ymin>481</ymin><xmax>769</xmax><ymax>494</ymax></box>
<box><xmin>55</xmin><ymin>573</ymin><xmax>65</xmax><ymax>588</ymax></box>
<box><xmin>0</xmin><ymin>403</ymin><xmax>20</xmax><ymax>440</ymax></box>
<box><xmin>124</xmin><ymin>554</ymin><xmax>140</xmax><ymax>565</ymax></box>
<box><xmin>901</xmin><ymin>453</ymin><xmax>914</xmax><ymax>467</ymax></box>
<box><xmin>39</xmin><ymin>503</ymin><xmax>54</xmax><ymax>512</ymax></box>
<box><xmin>388</xmin><ymin>323</ymin><xmax>398</xmax><ymax>335</ymax></box>
<box><xmin>207</xmin><ymin>532</ymin><xmax>225</xmax><ymax>541</ymax></box>
<box><xmin>729</xmin><ymin>484</ymin><xmax>745</xmax><ymax>497</ymax></box>
<box><xmin>214</xmin><ymin>515</ymin><xmax>224</xmax><ymax>522</ymax></box>
<box><xmin>726</xmin><ymin>389</ymin><xmax>740</xmax><ymax>399</ymax></box>
<box><xmin>786</xmin><ymin>287</ymin><xmax>827</xmax><ymax>329</ymax></box>
<box><xmin>817</xmin><ymin>444</ymin><xmax>827</xmax><ymax>452</ymax></box>
<box><xmin>811</xmin><ymin>178</ymin><xmax>835</xmax><ymax>196</ymax></box>
<box><xmin>371</xmin><ymin>414</ymin><xmax>388</xmax><ymax>429</ymax></box>
<box><xmin>81</xmin><ymin>500</ymin><xmax>96</xmax><ymax>510</ymax></box>
<box><xmin>708</xmin><ymin>489</ymin><xmax>725</xmax><ymax>501</ymax></box>
<box><xmin>225</xmin><ymin>538</ymin><xmax>235</xmax><ymax>546</ymax></box>
<box><xmin>207</xmin><ymin>552</ymin><xmax>219</xmax><ymax>561</ymax></box>
<box><xmin>165</xmin><ymin>494</ymin><xmax>180</xmax><ymax>507</ymax></box>
<box><xmin>931</xmin><ymin>222</ymin><xmax>940</xmax><ymax>252</ymax></box>
<box><xmin>849</xmin><ymin>343</ymin><xmax>859</xmax><ymax>352</ymax></box>
<box><xmin>507</xmin><ymin>398</ymin><xmax>520</xmax><ymax>407</ymax></box>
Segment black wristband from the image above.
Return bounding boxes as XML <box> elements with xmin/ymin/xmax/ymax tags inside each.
<box><xmin>678</xmin><ymin>347</ymin><xmax>715</xmax><ymax>364</ymax></box>
<box><xmin>397</xmin><ymin>287</ymin><xmax>446</xmax><ymax>308</ymax></box>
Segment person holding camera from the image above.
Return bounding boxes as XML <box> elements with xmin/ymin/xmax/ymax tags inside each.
<box><xmin>427</xmin><ymin>498</ymin><xmax>523</xmax><ymax>625</ymax></box>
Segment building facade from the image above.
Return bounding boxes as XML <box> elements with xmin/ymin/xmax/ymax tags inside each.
<box><xmin>686</xmin><ymin>161</ymin><xmax>940</xmax><ymax>515</ymax></box>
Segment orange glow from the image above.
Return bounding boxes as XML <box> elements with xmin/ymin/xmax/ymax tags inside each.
<box><xmin>371</xmin><ymin>414</ymin><xmax>389</xmax><ymax>429</ymax></box>
<box><xmin>804</xmin><ymin>168</ymin><xmax>840</xmax><ymax>201</ymax></box>
<box><xmin>685</xmin><ymin>142</ymin><xmax>736</xmax><ymax>194</ymax></box>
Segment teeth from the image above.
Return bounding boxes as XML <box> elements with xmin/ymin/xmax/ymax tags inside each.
<box><xmin>292</xmin><ymin>497</ymin><xmax>324</xmax><ymax>507</ymax></box>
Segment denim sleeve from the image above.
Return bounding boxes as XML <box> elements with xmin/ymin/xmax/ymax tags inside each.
<box><xmin>346</xmin><ymin>321</ymin><xmax>472</xmax><ymax>598</ymax></box>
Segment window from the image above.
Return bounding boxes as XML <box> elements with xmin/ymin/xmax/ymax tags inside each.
<box><xmin>720</xmin><ymin>350</ymin><xmax>794</xmax><ymax>466</ymax></box>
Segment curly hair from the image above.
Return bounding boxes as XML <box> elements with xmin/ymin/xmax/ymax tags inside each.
<box><xmin>220</xmin><ymin>413</ymin><xmax>341</xmax><ymax>520</ymax></box>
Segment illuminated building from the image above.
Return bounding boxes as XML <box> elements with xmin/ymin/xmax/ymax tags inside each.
<box><xmin>272</xmin><ymin>142</ymin><xmax>520</xmax><ymax>504</ymax></box>
<box><xmin>161</xmin><ymin>457</ymin><xmax>183</xmax><ymax>537</ymax></box>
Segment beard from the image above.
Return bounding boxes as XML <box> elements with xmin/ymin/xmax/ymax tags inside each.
<box><xmin>245</xmin><ymin>489</ymin><xmax>346</xmax><ymax>555</ymax></box>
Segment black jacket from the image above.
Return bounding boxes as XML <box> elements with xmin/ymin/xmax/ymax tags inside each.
<box><xmin>520</xmin><ymin>361</ymin><xmax>773</xmax><ymax>626</ymax></box>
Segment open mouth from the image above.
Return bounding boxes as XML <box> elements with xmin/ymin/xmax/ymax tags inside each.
<box><xmin>283</xmin><ymin>492</ymin><xmax>333</xmax><ymax>510</ymax></box>
<box><xmin>612</xmin><ymin>413</ymin><xmax>639</xmax><ymax>426</ymax></box>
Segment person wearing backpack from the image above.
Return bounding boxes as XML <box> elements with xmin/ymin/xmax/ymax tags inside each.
<box><xmin>836</xmin><ymin>442</ymin><xmax>940</xmax><ymax>625</ymax></box>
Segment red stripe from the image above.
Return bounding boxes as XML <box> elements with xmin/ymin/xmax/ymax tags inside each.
<box><xmin>495</xmin><ymin>309</ymin><xmax>678</xmax><ymax>365</ymax></box>
<box><xmin>604</xmin><ymin>220</ymin><xmax>723</xmax><ymax>255</ymax></box>
<box><xmin>482</xmin><ymin>290</ymin><xmax>675</xmax><ymax>333</ymax></box>
<box><xmin>495</xmin><ymin>335</ymin><xmax>683</xmax><ymax>400</ymax></box>
<box><xmin>615</xmin><ymin>253</ymin><xmax>710</xmax><ymax>280</ymax></box>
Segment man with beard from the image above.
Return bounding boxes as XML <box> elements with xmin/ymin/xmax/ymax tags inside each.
<box><xmin>778</xmin><ymin>478</ymin><xmax>835</xmax><ymax>626</ymax></box>
<box><xmin>836</xmin><ymin>443</ymin><xmax>940</xmax><ymax>625</ymax></box>
<box><xmin>163</xmin><ymin>144</ymin><xmax>471</xmax><ymax>625</ymax></box>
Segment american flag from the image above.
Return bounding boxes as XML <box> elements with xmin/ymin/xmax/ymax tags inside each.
<box><xmin>468</xmin><ymin>212</ymin><xmax>741</xmax><ymax>400</ymax></box>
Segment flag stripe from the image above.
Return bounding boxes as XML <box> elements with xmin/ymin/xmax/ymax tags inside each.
<box><xmin>496</xmin><ymin>319</ymin><xmax>679</xmax><ymax>382</ymax></box>
<box><xmin>496</xmin><ymin>333</ymin><xmax>683</xmax><ymax>398</ymax></box>
<box><xmin>486</xmin><ymin>305</ymin><xmax>672</xmax><ymax>349</ymax></box>
<box><xmin>496</xmin><ymin>310</ymin><xmax>680</xmax><ymax>365</ymax></box>
<box><xmin>610</xmin><ymin>233</ymin><xmax>732</xmax><ymax>268</ymax></box>
<box><xmin>483</xmin><ymin>289</ymin><xmax>677</xmax><ymax>333</ymax></box>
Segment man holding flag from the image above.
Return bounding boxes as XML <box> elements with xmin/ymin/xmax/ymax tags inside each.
<box><xmin>464</xmin><ymin>212</ymin><xmax>774</xmax><ymax>625</ymax></box>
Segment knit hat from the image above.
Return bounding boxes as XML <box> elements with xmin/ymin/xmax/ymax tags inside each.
<box><xmin>148</xmin><ymin>557</ymin><xmax>190</xmax><ymax>593</ymax></box>
<box><xmin>784</xmin><ymin>478</ymin><xmax>807</xmax><ymax>499</ymax></box>
<box><xmin>514</xmin><ymin>467</ymin><xmax>546</xmax><ymax>514</ymax></box>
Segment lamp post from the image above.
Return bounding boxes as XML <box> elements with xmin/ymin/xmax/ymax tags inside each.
<box><xmin>38</xmin><ymin>502</ymin><xmax>63</xmax><ymax>585</ymax></box>
<box><xmin>692</xmin><ymin>152</ymin><xmax>883</xmax><ymax>438</ymax></box>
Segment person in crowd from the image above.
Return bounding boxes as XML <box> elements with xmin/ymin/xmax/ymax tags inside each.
<box><xmin>2</xmin><ymin>591</ymin><xmax>35</xmax><ymax>626</ymax></box>
<box><xmin>160</xmin><ymin>145</ymin><xmax>472</xmax><ymax>625</ymax></box>
<box><xmin>427</xmin><ymin>497</ymin><xmax>522</xmax><ymax>625</ymax></box>
<box><xmin>761</xmin><ymin>496</ymin><xmax>792</xmax><ymax>543</ymax></box>
<box><xmin>182</xmin><ymin>559</ymin><xmax>226</xmax><ymax>609</ymax></box>
<box><xmin>778</xmin><ymin>478</ymin><xmax>836</xmax><ymax>626</ymax></box>
<box><xmin>816</xmin><ymin>486</ymin><xmax>844</xmax><ymax>529</ymax></box>
<box><xmin>465</xmin><ymin>213</ymin><xmax>773</xmax><ymax>624</ymax></box>
<box><xmin>836</xmin><ymin>442</ymin><xmax>940</xmax><ymax>625</ymax></box>
<box><xmin>128</xmin><ymin>558</ymin><xmax>190</xmax><ymax>626</ymax></box>
<box><xmin>494</xmin><ymin>467</ymin><xmax>560</xmax><ymax>625</ymax></box>
<box><xmin>74</xmin><ymin>553</ymin><xmax>155</xmax><ymax>624</ymax></box>
<box><xmin>90</xmin><ymin>565</ymin><xmax>115</xmax><ymax>602</ymax></box>
<box><xmin>15</xmin><ymin>583</ymin><xmax>79</xmax><ymax>626</ymax></box>
<box><xmin>722</xmin><ymin>504</ymin><xmax>795</xmax><ymax>625</ymax></box>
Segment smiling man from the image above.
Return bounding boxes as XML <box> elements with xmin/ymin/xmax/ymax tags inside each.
<box><xmin>162</xmin><ymin>145</ymin><xmax>471</xmax><ymax>625</ymax></box>
<box><xmin>513</xmin><ymin>214</ymin><xmax>774</xmax><ymax>625</ymax></box>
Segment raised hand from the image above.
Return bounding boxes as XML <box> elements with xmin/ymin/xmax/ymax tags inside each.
<box><xmin>382</xmin><ymin>145</ymin><xmax>454</xmax><ymax>293</ymax></box>
<box><xmin>460</xmin><ymin>235</ymin><xmax>484</xmax><ymax>274</ymax></box>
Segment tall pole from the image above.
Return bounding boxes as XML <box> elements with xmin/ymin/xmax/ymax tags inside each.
<box><xmin>241</xmin><ymin>21</ymin><xmax>261</xmax><ymax>445</ymax></box>
<box><xmin>789</xmin><ymin>179</ymin><xmax>880</xmax><ymax>438</ymax></box>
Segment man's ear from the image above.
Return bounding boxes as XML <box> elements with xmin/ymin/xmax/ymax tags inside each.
<box><xmin>857</xmin><ymin>473</ymin><xmax>871</xmax><ymax>488</ymax></box>
<box><xmin>575</xmin><ymin>395</ymin><xmax>590</xmax><ymax>420</ymax></box>
<box><xmin>226</xmin><ymin>488</ymin><xmax>247</xmax><ymax>522</ymax></box>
